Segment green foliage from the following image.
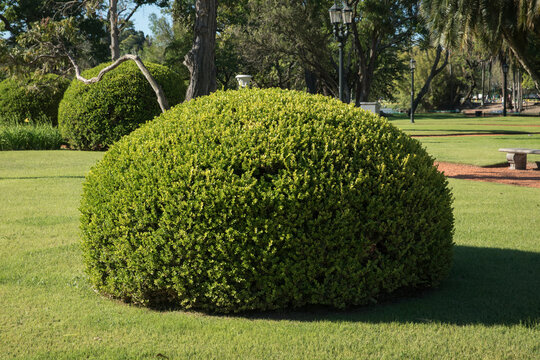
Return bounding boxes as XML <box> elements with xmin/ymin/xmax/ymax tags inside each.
<box><xmin>58</xmin><ymin>61</ymin><xmax>185</xmax><ymax>150</ymax></box>
<box><xmin>0</xmin><ymin>121</ymin><xmax>64</xmax><ymax>150</ymax></box>
<box><xmin>81</xmin><ymin>88</ymin><xmax>455</xmax><ymax>313</ymax></box>
<box><xmin>141</xmin><ymin>13</ymin><xmax>192</xmax><ymax>81</ymax></box>
<box><xmin>521</xmin><ymin>72</ymin><xmax>537</xmax><ymax>93</ymax></box>
<box><xmin>120</xmin><ymin>27</ymin><xmax>148</xmax><ymax>56</ymax></box>
<box><xmin>0</xmin><ymin>73</ymin><xmax>70</xmax><ymax>125</ymax></box>
<box><xmin>0</xmin><ymin>3</ymin><xmax>109</xmax><ymax>74</ymax></box>
<box><xmin>421</xmin><ymin>0</ymin><xmax>540</xmax><ymax>90</ymax></box>
<box><xmin>393</xmin><ymin>48</ymin><xmax>470</xmax><ymax>111</ymax></box>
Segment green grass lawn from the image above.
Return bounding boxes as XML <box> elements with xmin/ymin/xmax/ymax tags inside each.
<box><xmin>388</xmin><ymin>115</ymin><xmax>540</xmax><ymax>166</ymax></box>
<box><xmin>415</xmin><ymin>134</ymin><xmax>540</xmax><ymax>166</ymax></box>
<box><xmin>390</xmin><ymin>114</ymin><xmax>540</xmax><ymax>136</ymax></box>
<box><xmin>1</xmin><ymin>151</ymin><xmax>539</xmax><ymax>359</ymax></box>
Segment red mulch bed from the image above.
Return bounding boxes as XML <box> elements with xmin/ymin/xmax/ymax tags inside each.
<box><xmin>435</xmin><ymin>162</ymin><xmax>540</xmax><ymax>188</ymax></box>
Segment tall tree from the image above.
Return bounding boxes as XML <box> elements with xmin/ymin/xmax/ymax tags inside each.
<box><xmin>349</xmin><ymin>0</ymin><xmax>419</xmax><ymax>103</ymax></box>
<box><xmin>421</xmin><ymin>0</ymin><xmax>540</xmax><ymax>90</ymax></box>
<box><xmin>5</xmin><ymin>4</ymin><xmax>171</xmax><ymax>111</ymax></box>
<box><xmin>234</xmin><ymin>0</ymin><xmax>334</xmax><ymax>93</ymax></box>
<box><xmin>107</xmin><ymin>0</ymin><xmax>168</xmax><ymax>60</ymax></box>
<box><xmin>0</xmin><ymin>0</ymin><xmax>108</xmax><ymax>71</ymax></box>
<box><xmin>411</xmin><ymin>45</ymin><xmax>449</xmax><ymax>113</ymax></box>
<box><xmin>183</xmin><ymin>0</ymin><xmax>217</xmax><ymax>100</ymax></box>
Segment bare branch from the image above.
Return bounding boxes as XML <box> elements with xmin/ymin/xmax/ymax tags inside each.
<box><xmin>0</xmin><ymin>13</ymin><xmax>14</xmax><ymax>33</ymax></box>
<box><xmin>67</xmin><ymin>53</ymin><xmax>170</xmax><ymax>112</ymax></box>
<box><xmin>119</xmin><ymin>4</ymin><xmax>141</xmax><ymax>31</ymax></box>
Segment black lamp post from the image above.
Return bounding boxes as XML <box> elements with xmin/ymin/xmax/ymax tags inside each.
<box><xmin>502</xmin><ymin>63</ymin><xmax>509</xmax><ymax>117</ymax></box>
<box><xmin>329</xmin><ymin>1</ymin><xmax>353</xmax><ymax>102</ymax></box>
<box><xmin>410</xmin><ymin>58</ymin><xmax>416</xmax><ymax>124</ymax></box>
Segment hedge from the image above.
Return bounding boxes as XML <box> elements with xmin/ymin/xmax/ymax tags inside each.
<box><xmin>58</xmin><ymin>61</ymin><xmax>185</xmax><ymax>150</ymax></box>
<box><xmin>0</xmin><ymin>74</ymin><xmax>70</xmax><ymax>125</ymax></box>
<box><xmin>81</xmin><ymin>88</ymin><xmax>454</xmax><ymax>313</ymax></box>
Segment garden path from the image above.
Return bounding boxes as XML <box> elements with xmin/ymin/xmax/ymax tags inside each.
<box><xmin>435</xmin><ymin>161</ymin><xmax>540</xmax><ymax>188</ymax></box>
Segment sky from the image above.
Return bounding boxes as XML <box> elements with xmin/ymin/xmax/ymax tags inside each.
<box><xmin>131</xmin><ymin>4</ymin><xmax>171</xmax><ymax>36</ymax></box>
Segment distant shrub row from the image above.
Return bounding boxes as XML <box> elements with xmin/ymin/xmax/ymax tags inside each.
<box><xmin>0</xmin><ymin>61</ymin><xmax>185</xmax><ymax>151</ymax></box>
<box><xmin>0</xmin><ymin>122</ymin><xmax>64</xmax><ymax>151</ymax></box>
<box><xmin>59</xmin><ymin>61</ymin><xmax>185</xmax><ymax>150</ymax></box>
<box><xmin>0</xmin><ymin>74</ymin><xmax>69</xmax><ymax>126</ymax></box>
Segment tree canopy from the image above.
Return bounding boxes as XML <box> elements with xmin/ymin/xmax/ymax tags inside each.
<box><xmin>2</xmin><ymin>0</ymin><xmax>539</xmax><ymax>107</ymax></box>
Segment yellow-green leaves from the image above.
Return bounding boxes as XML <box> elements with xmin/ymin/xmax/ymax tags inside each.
<box><xmin>81</xmin><ymin>88</ymin><xmax>454</xmax><ymax>313</ymax></box>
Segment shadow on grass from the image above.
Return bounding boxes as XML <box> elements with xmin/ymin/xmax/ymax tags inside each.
<box><xmin>388</xmin><ymin>113</ymin><xmax>464</xmax><ymax>120</ymax></box>
<box><xmin>0</xmin><ymin>175</ymin><xmax>85</xmax><ymax>180</ymax></box>
<box><xmin>240</xmin><ymin>246</ymin><xmax>540</xmax><ymax>326</ymax></box>
<box><xmin>408</xmin><ymin>129</ymin><xmax>537</xmax><ymax>136</ymax></box>
<box><xmin>388</xmin><ymin>113</ymin><xmax>540</xmax><ymax>120</ymax></box>
<box><xmin>450</xmin><ymin>174</ymin><xmax>540</xmax><ymax>182</ymax></box>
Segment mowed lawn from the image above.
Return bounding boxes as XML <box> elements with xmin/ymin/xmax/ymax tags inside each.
<box><xmin>390</xmin><ymin>115</ymin><xmax>540</xmax><ymax>166</ymax></box>
<box><xmin>390</xmin><ymin>114</ymin><xmax>540</xmax><ymax>136</ymax></box>
<box><xmin>1</xmin><ymin>144</ymin><xmax>539</xmax><ymax>358</ymax></box>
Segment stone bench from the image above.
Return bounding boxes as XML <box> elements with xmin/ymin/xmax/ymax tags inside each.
<box><xmin>498</xmin><ymin>148</ymin><xmax>540</xmax><ymax>170</ymax></box>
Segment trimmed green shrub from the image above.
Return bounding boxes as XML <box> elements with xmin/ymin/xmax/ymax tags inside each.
<box><xmin>0</xmin><ymin>74</ymin><xmax>70</xmax><ymax>125</ymax></box>
<box><xmin>58</xmin><ymin>61</ymin><xmax>185</xmax><ymax>150</ymax></box>
<box><xmin>81</xmin><ymin>88</ymin><xmax>454</xmax><ymax>313</ymax></box>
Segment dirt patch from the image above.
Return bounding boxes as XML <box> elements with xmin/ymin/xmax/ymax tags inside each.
<box><xmin>435</xmin><ymin>161</ymin><xmax>540</xmax><ymax>188</ymax></box>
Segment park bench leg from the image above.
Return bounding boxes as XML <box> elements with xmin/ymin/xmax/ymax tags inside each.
<box><xmin>507</xmin><ymin>153</ymin><xmax>527</xmax><ymax>170</ymax></box>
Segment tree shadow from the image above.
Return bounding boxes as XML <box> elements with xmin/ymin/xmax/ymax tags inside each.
<box><xmin>449</xmin><ymin>174</ymin><xmax>540</xmax><ymax>182</ymax></box>
<box><xmin>238</xmin><ymin>246</ymin><xmax>540</xmax><ymax>326</ymax></box>
<box><xmin>0</xmin><ymin>175</ymin><xmax>85</xmax><ymax>180</ymax></box>
<box><xmin>410</xmin><ymin>129</ymin><xmax>537</xmax><ymax>136</ymax></box>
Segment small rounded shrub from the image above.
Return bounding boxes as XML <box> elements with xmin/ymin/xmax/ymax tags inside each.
<box><xmin>81</xmin><ymin>88</ymin><xmax>454</xmax><ymax>313</ymax></box>
<box><xmin>58</xmin><ymin>61</ymin><xmax>185</xmax><ymax>150</ymax></box>
<box><xmin>0</xmin><ymin>74</ymin><xmax>70</xmax><ymax>125</ymax></box>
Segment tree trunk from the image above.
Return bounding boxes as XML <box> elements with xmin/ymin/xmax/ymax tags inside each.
<box><xmin>350</xmin><ymin>11</ymin><xmax>376</xmax><ymax>105</ymax></box>
<box><xmin>512</xmin><ymin>66</ymin><xmax>517</xmax><ymax>110</ymax></box>
<box><xmin>304</xmin><ymin>68</ymin><xmax>318</xmax><ymax>94</ymax></box>
<box><xmin>354</xmin><ymin>62</ymin><xmax>372</xmax><ymax>105</ymax></box>
<box><xmin>184</xmin><ymin>0</ymin><xmax>217</xmax><ymax>101</ymax></box>
<box><xmin>487</xmin><ymin>60</ymin><xmax>492</xmax><ymax>102</ymax></box>
<box><xmin>461</xmin><ymin>60</ymin><xmax>477</xmax><ymax>105</ymax></box>
<box><xmin>502</xmin><ymin>29</ymin><xmax>540</xmax><ymax>93</ymax></box>
<box><xmin>110</xmin><ymin>0</ymin><xmax>120</xmax><ymax>61</ymax></box>
<box><xmin>481</xmin><ymin>62</ymin><xmax>485</xmax><ymax>106</ymax></box>
<box><xmin>411</xmin><ymin>46</ymin><xmax>449</xmax><ymax>113</ymax></box>
<box><xmin>462</xmin><ymin>82</ymin><xmax>476</xmax><ymax>105</ymax></box>
<box><xmin>518</xmin><ymin>68</ymin><xmax>523</xmax><ymax>112</ymax></box>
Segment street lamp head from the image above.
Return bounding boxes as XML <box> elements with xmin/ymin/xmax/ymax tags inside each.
<box><xmin>342</xmin><ymin>3</ymin><xmax>353</xmax><ymax>24</ymax></box>
<box><xmin>410</xmin><ymin>58</ymin><xmax>416</xmax><ymax>70</ymax></box>
<box><xmin>502</xmin><ymin>63</ymin><xmax>509</xmax><ymax>74</ymax></box>
<box><xmin>329</xmin><ymin>1</ymin><xmax>343</xmax><ymax>25</ymax></box>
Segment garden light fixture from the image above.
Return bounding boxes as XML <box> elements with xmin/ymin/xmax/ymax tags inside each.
<box><xmin>410</xmin><ymin>58</ymin><xmax>416</xmax><ymax>124</ymax></box>
<box><xmin>235</xmin><ymin>74</ymin><xmax>253</xmax><ymax>88</ymax></box>
<box><xmin>329</xmin><ymin>1</ymin><xmax>353</xmax><ymax>102</ymax></box>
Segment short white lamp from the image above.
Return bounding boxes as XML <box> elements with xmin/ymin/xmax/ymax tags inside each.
<box><xmin>235</xmin><ymin>74</ymin><xmax>253</xmax><ymax>88</ymax></box>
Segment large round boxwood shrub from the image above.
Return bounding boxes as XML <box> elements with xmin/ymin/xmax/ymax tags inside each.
<box><xmin>81</xmin><ymin>88</ymin><xmax>454</xmax><ymax>313</ymax></box>
<box><xmin>58</xmin><ymin>61</ymin><xmax>185</xmax><ymax>150</ymax></box>
<box><xmin>0</xmin><ymin>74</ymin><xmax>70</xmax><ymax>125</ymax></box>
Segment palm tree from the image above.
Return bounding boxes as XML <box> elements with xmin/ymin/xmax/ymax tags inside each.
<box><xmin>421</xmin><ymin>0</ymin><xmax>540</xmax><ymax>90</ymax></box>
